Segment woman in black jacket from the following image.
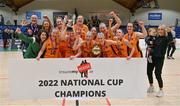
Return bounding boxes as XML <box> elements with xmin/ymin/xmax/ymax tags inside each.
<box><xmin>146</xmin><ymin>25</ymin><xmax>173</xmax><ymax>97</ymax></box>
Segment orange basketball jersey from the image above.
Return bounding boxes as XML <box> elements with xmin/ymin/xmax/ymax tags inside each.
<box><xmin>124</xmin><ymin>32</ymin><xmax>143</xmax><ymax>57</ymax></box>
<box><xmin>44</xmin><ymin>38</ymin><xmax>60</xmax><ymax>58</ymax></box>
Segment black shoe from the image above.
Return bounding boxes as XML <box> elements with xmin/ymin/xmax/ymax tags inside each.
<box><xmin>170</xmin><ymin>56</ymin><xmax>175</xmax><ymax>59</ymax></box>
<box><xmin>167</xmin><ymin>56</ymin><xmax>171</xmax><ymax>59</ymax></box>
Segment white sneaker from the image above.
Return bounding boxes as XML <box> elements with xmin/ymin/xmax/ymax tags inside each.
<box><xmin>156</xmin><ymin>90</ymin><xmax>164</xmax><ymax>97</ymax></box>
<box><xmin>147</xmin><ymin>86</ymin><xmax>154</xmax><ymax>93</ymax></box>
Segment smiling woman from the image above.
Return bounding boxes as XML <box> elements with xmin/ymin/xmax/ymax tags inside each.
<box><xmin>15</xmin><ymin>28</ymin><xmax>48</xmax><ymax>58</ymax></box>
<box><xmin>146</xmin><ymin>25</ymin><xmax>174</xmax><ymax>97</ymax></box>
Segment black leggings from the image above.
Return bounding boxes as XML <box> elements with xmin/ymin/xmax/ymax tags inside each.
<box><xmin>167</xmin><ymin>43</ymin><xmax>176</xmax><ymax>57</ymax></box>
<box><xmin>3</xmin><ymin>39</ymin><xmax>7</xmax><ymax>48</ymax></box>
<box><xmin>147</xmin><ymin>57</ymin><xmax>165</xmax><ymax>88</ymax></box>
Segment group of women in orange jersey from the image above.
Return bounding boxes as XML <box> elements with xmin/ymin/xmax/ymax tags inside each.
<box><xmin>15</xmin><ymin>11</ymin><xmax>147</xmax><ymax>60</ymax></box>
<box><xmin>15</xmin><ymin>11</ymin><xmax>175</xmax><ymax>98</ymax></box>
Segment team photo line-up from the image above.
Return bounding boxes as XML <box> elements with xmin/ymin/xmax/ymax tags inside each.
<box><xmin>6</xmin><ymin>11</ymin><xmax>176</xmax><ymax>98</ymax></box>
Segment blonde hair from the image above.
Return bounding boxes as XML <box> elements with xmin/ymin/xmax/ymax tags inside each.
<box><xmin>86</xmin><ymin>31</ymin><xmax>92</xmax><ymax>37</ymax></box>
<box><xmin>158</xmin><ymin>25</ymin><xmax>167</xmax><ymax>36</ymax></box>
<box><xmin>99</xmin><ymin>23</ymin><xmax>107</xmax><ymax>28</ymax></box>
<box><xmin>97</xmin><ymin>32</ymin><xmax>104</xmax><ymax>38</ymax></box>
<box><xmin>148</xmin><ymin>28</ymin><xmax>157</xmax><ymax>36</ymax></box>
<box><xmin>116</xmin><ymin>29</ymin><xmax>124</xmax><ymax>35</ymax></box>
<box><xmin>51</xmin><ymin>28</ymin><xmax>59</xmax><ymax>35</ymax></box>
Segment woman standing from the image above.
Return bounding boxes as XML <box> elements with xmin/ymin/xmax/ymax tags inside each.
<box><xmin>124</xmin><ymin>21</ymin><xmax>147</xmax><ymax>57</ymax></box>
<box><xmin>2</xmin><ymin>28</ymin><xmax>10</xmax><ymax>48</ymax></box>
<box><xmin>113</xmin><ymin>29</ymin><xmax>135</xmax><ymax>59</ymax></box>
<box><xmin>147</xmin><ymin>25</ymin><xmax>173</xmax><ymax>97</ymax></box>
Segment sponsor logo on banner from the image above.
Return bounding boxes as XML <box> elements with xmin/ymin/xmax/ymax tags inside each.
<box><xmin>77</xmin><ymin>60</ymin><xmax>91</xmax><ymax>73</ymax></box>
<box><xmin>77</xmin><ymin>60</ymin><xmax>91</xmax><ymax>78</ymax></box>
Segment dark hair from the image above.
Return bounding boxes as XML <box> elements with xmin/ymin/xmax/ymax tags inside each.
<box><xmin>36</xmin><ymin>29</ymin><xmax>49</xmax><ymax>47</ymax></box>
<box><xmin>67</xmin><ymin>26</ymin><xmax>73</xmax><ymax>32</ymax></box>
<box><xmin>128</xmin><ymin>19</ymin><xmax>142</xmax><ymax>31</ymax></box>
<box><xmin>127</xmin><ymin>22</ymin><xmax>135</xmax><ymax>28</ymax></box>
<box><xmin>127</xmin><ymin>22</ymin><xmax>137</xmax><ymax>32</ymax></box>
<box><xmin>42</xmin><ymin>20</ymin><xmax>52</xmax><ymax>32</ymax></box>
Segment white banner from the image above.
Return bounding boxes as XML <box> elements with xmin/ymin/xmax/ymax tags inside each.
<box><xmin>8</xmin><ymin>58</ymin><xmax>148</xmax><ymax>100</ymax></box>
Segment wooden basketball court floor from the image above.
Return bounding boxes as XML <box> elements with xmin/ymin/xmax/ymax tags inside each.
<box><xmin>0</xmin><ymin>50</ymin><xmax>180</xmax><ymax>106</ymax></box>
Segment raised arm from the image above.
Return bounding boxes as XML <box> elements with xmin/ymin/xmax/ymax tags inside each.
<box><xmin>106</xmin><ymin>39</ymin><xmax>119</xmax><ymax>45</ymax></box>
<box><xmin>108</xmin><ymin>19</ymin><xmax>113</xmax><ymax>30</ymax></box>
<box><xmin>43</xmin><ymin>15</ymin><xmax>53</xmax><ymax>28</ymax></box>
<box><xmin>59</xmin><ymin>16</ymin><xmax>68</xmax><ymax>41</ymax></box>
<box><xmin>136</xmin><ymin>21</ymin><xmax>147</xmax><ymax>39</ymax></box>
<box><xmin>166</xmin><ymin>27</ymin><xmax>174</xmax><ymax>43</ymax></box>
<box><xmin>15</xmin><ymin>28</ymin><xmax>35</xmax><ymax>44</ymax></box>
<box><xmin>109</xmin><ymin>11</ymin><xmax>122</xmax><ymax>32</ymax></box>
<box><xmin>72</xmin><ymin>38</ymin><xmax>83</xmax><ymax>51</ymax></box>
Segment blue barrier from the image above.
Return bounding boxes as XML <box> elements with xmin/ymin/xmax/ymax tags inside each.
<box><xmin>175</xmin><ymin>27</ymin><xmax>180</xmax><ymax>38</ymax></box>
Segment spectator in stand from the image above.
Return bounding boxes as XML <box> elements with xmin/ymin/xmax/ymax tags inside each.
<box><xmin>95</xmin><ymin>15</ymin><xmax>101</xmax><ymax>28</ymax></box>
<box><xmin>13</xmin><ymin>15</ymin><xmax>18</xmax><ymax>26</ymax></box>
<box><xmin>2</xmin><ymin>28</ymin><xmax>10</xmax><ymax>48</ymax></box>
<box><xmin>21</xmin><ymin>19</ymin><xmax>28</xmax><ymax>26</ymax></box>
<box><xmin>0</xmin><ymin>14</ymin><xmax>5</xmax><ymax>25</ymax></box>
<box><xmin>167</xmin><ymin>26</ymin><xmax>176</xmax><ymax>59</ymax></box>
<box><xmin>89</xmin><ymin>15</ymin><xmax>101</xmax><ymax>29</ymax></box>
